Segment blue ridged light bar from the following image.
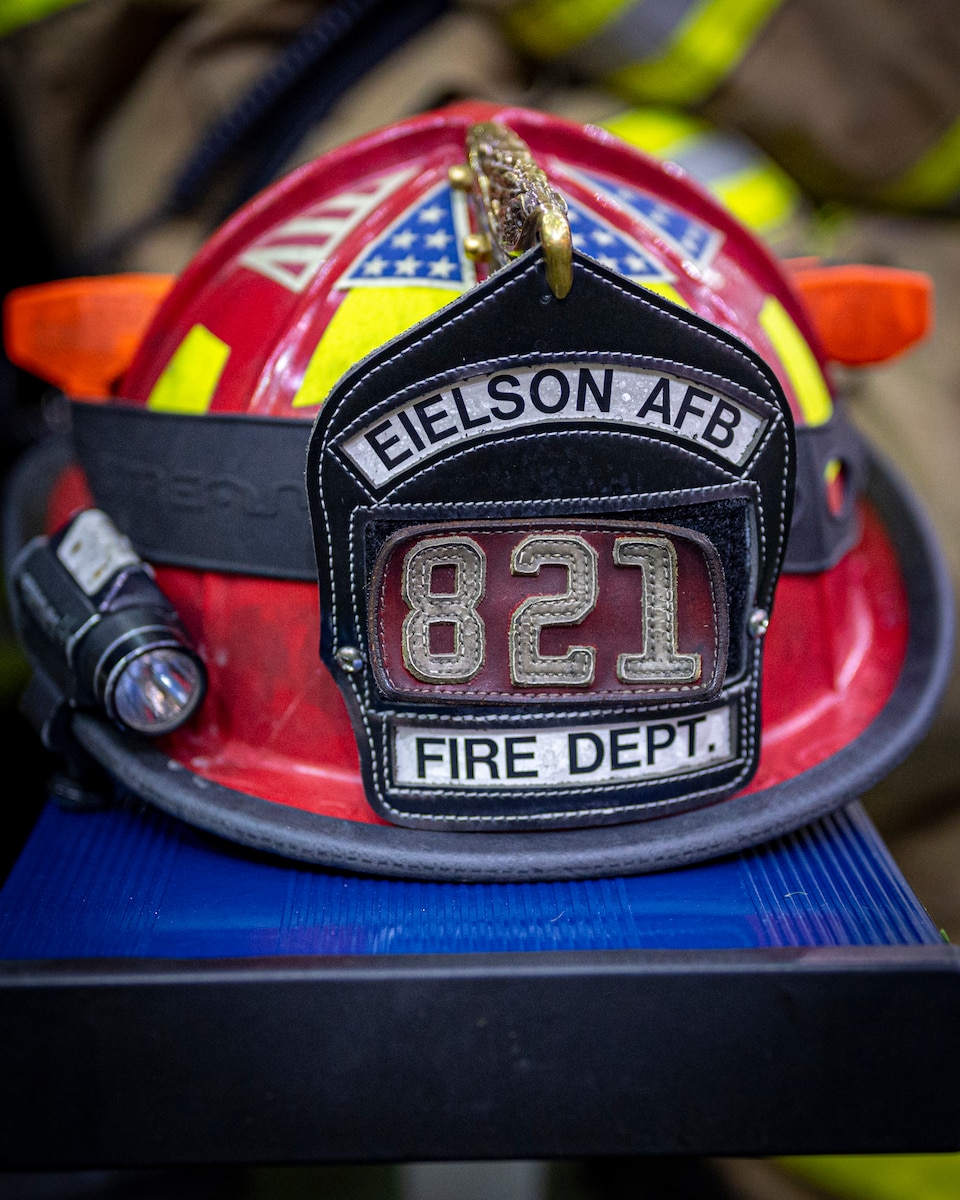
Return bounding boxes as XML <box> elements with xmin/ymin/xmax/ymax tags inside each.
<box><xmin>0</xmin><ymin>800</ymin><xmax>939</xmax><ymax>959</ymax></box>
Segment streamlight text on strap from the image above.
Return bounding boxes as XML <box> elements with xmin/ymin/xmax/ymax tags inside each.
<box><xmin>342</xmin><ymin>363</ymin><xmax>770</xmax><ymax>488</ymax></box>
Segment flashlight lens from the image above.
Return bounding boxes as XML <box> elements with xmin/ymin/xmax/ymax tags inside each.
<box><xmin>112</xmin><ymin>648</ymin><xmax>204</xmax><ymax>734</ymax></box>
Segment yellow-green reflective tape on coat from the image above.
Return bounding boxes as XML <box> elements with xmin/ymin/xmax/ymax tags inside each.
<box><xmin>504</xmin><ymin>0</ymin><xmax>633</xmax><ymax>59</ymax></box>
<box><xmin>0</xmin><ymin>0</ymin><xmax>84</xmax><ymax>36</ymax></box>
<box><xmin>602</xmin><ymin>107</ymin><xmax>803</xmax><ymax>240</ymax></box>
<box><xmin>603</xmin><ymin>108</ymin><xmax>707</xmax><ymax>158</ymax></box>
<box><xmin>780</xmin><ymin>1154</ymin><xmax>960</xmax><ymax>1200</ymax></box>
<box><xmin>875</xmin><ymin>115</ymin><xmax>960</xmax><ymax>211</ymax></box>
<box><xmin>506</xmin><ymin>0</ymin><xmax>784</xmax><ymax>108</ymax></box>
<box><xmin>605</xmin><ymin>0</ymin><xmax>784</xmax><ymax>107</ymax></box>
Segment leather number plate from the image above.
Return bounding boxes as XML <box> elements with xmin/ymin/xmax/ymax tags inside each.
<box><xmin>369</xmin><ymin>519</ymin><xmax>727</xmax><ymax>706</ymax></box>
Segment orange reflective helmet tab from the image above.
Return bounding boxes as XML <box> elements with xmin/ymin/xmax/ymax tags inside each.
<box><xmin>3</xmin><ymin>274</ymin><xmax>174</xmax><ymax>397</ymax></box>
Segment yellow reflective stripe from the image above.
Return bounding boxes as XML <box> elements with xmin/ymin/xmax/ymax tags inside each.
<box><xmin>602</xmin><ymin>108</ymin><xmax>802</xmax><ymax>238</ymax></box>
<box><xmin>710</xmin><ymin>163</ymin><xmax>800</xmax><ymax>236</ymax></box>
<box><xmin>606</xmin><ymin>0</ymin><xmax>784</xmax><ymax>106</ymax></box>
<box><xmin>293</xmin><ymin>287</ymin><xmax>460</xmax><ymax>408</ymax></box>
<box><xmin>601</xmin><ymin>107</ymin><xmax>706</xmax><ymax>158</ymax></box>
<box><xmin>0</xmin><ymin>0</ymin><xmax>84</xmax><ymax>36</ymax></box>
<box><xmin>758</xmin><ymin>297</ymin><xmax>832</xmax><ymax>427</ymax></box>
<box><xmin>875</xmin><ymin>115</ymin><xmax>960</xmax><ymax>210</ymax></box>
<box><xmin>505</xmin><ymin>0</ymin><xmax>632</xmax><ymax>59</ymax></box>
<box><xmin>780</xmin><ymin>1154</ymin><xmax>960</xmax><ymax>1200</ymax></box>
<box><xmin>146</xmin><ymin>324</ymin><xmax>230</xmax><ymax>414</ymax></box>
<box><xmin>643</xmin><ymin>282</ymin><xmax>689</xmax><ymax>308</ymax></box>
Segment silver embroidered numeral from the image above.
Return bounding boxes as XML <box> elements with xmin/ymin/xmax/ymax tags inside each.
<box><xmin>509</xmin><ymin>535</ymin><xmax>598</xmax><ymax>687</ymax></box>
<box><xmin>401</xmin><ymin>537</ymin><xmax>486</xmax><ymax>683</ymax></box>
<box><xmin>613</xmin><ymin>535</ymin><xmax>700</xmax><ymax>684</ymax></box>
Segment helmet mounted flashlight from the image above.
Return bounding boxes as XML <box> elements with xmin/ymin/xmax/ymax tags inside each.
<box><xmin>12</xmin><ymin>509</ymin><xmax>206</xmax><ymax>742</ymax></box>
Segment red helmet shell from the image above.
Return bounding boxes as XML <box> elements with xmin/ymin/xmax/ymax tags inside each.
<box><xmin>41</xmin><ymin>103</ymin><xmax>940</xmax><ymax>875</ymax></box>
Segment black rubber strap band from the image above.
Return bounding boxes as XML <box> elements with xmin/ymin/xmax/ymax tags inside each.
<box><xmin>783</xmin><ymin>411</ymin><xmax>865</xmax><ymax>573</ymax></box>
<box><xmin>71</xmin><ymin>402</ymin><xmax>317</xmax><ymax>580</ymax></box>
<box><xmin>71</xmin><ymin>400</ymin><xmax>860</xmax><ymax>579</ymax></box>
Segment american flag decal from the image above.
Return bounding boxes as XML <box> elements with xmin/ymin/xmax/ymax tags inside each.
<box><xmin>238</xmin><ymin>166</ymin><xmax>416</xmax><ymax>293</ymax></box>
<box><xmin>564</xmin><ymin>197</ymin><xmax>674</xmax><ymax>283</ymax></box>
<box><xmin>569</xmin><ymin>169</ymin><xmax>723</xmax><ymax>270</ymax></box>
<box><xmin>339</xmin><ymin>182</ymin><xmax>476</xmax><ymax>292</ymax></box>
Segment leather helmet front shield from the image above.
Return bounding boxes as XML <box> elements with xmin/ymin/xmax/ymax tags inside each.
<box><xmin>308</xmin><ymin>249</ymin><xmax>794</xmax><ymax>830</ymax></box>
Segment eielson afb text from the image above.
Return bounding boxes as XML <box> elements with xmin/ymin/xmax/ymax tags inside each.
<box><xmin>343</xmin><ymin>364</ymin><xmax>768</xmax><ymax>487</ymax></box>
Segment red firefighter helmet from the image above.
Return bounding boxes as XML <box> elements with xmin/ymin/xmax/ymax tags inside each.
<box><xmin>4</xmin><ymin>103</ymin><xmax>951</xmax><ymax>880</ymax></box>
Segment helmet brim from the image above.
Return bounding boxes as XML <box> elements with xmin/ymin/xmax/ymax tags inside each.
<box><xmin>58</xmin><ymin>440</ymin><xmax>951</xmax><ymax>881</ymax></box>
